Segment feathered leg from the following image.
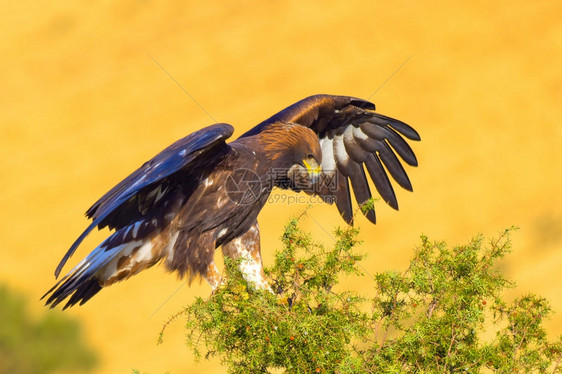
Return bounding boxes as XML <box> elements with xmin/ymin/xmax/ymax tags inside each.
<box><xmin>205</xmin><ymin>262</ymin><xmax>221</xmax><ymax>289</ymax></box>
<box><xmin>222</xmin><ymin>222</ymin><xmax>271</xmax><ymax>291</ymax></box>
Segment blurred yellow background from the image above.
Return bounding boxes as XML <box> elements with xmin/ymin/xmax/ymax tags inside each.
<box><xmin>2</xmin><ymin>1</ymin><xmax>562</xmax><ymax>372</ymax></box>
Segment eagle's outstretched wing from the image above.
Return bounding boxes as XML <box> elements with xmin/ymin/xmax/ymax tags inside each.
<box><xmin>54</xmin><ymin>123</ymin><xmax>234</xmax><ymax>277</ymax></box>
<box><xmin>241</xmin><ymin>94</ymin><xmax>420</xmax><ymax>224</ymax></box>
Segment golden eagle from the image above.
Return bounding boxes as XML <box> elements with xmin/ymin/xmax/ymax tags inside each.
<box><xmin>43</xmin><ymin>94</ymin><xmax>420</xmax><ymax>309</ymax></box>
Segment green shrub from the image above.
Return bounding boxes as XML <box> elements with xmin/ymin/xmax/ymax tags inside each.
<box><xmin>160</xmin><ymin>211</ymin><xmax>562</xmax><ymax>373</ymax></box>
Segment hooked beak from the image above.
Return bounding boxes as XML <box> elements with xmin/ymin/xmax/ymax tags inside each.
<box><xmin>303</xmin><ymin>159</ymin><xmax>322</xmax><ymax>184</ymax></box>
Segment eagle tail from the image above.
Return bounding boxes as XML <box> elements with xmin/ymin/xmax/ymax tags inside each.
<box><xmin>43</xmin><ymin>221</ymin><xmax>169</xmax><ymax>309</ymax></box>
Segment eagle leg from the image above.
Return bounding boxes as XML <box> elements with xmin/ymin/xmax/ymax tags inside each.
<box><xmin>222</xmin><ymin>222</ymin><xmax>271</xmax><ymax>292</ymax></box>
<box><xmin>205</xmin><ymin>261</ymin><xmax>222</xmax><ymax>289</ymax></box>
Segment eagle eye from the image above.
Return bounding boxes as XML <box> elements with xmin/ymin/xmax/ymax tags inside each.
<box><xmin>306</xmin><ymin>153</ymin><xmax>314</xmax><ymax>159</ymax></box>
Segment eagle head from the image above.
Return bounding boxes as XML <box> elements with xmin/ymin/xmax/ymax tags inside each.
<box><xmin>257</xmin><ymin>121</ymin><xmax>322</xmax><ymax>189</ymax></box>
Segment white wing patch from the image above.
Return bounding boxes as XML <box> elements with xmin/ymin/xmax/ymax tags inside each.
<box><xmin>332</xmin><ymin>135</ymin><xmax>351</xmax><ymax>174</ymax></box>
<box><xmin>352</xmin><ymin>125</ymin><xmax>369</xmax><ymax>141</ymax></box>
<box><xmin>320</xmin><ymin>137</ymin><xmax>336</xmax><ymax>174</ymax></box>
<box><xmin>344</xmin><ymin>126</ymin><xmax>369</xmax><ymax>162</ymax></box>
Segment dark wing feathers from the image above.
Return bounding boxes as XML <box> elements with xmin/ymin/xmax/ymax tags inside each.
<box><xmin>379</xmin><ymin>125</ymin><xmax>418</xmax><ymax>166</ymax></box>
<box><xmin>377</xmin><ymin>142</ymin><xmax>413</xmax><ymax>192</ymax></box>
<box><xmin>343</xmin><ymin>126</ymin><xmax>370</xmax><ymax>162</ymax></box>
<box><xmin>250</xmin><ymin>94</ymin><xmax>419</xmax><ymax>223</ymax></box>
<box><xmin>364</xmin><ymin>153</ymin><xmax>399</xmax><ymax>210</ymax></box>
<box><xmin>86</xmin><ymin>123</ymin><xmax>234</xmax><ymax>223</ymax></box>
<box><xmin>346</xmin><ymin>161</ymin><xmax>375</xmax><ymax>223</ymax></box>
<box><xmin>241</xmin><ymin>95</ymin><xmax>375</xmax><ymax>138</ymax></box>
<box><xmin>371</xmin><ymin>112</ymin><xmax>420</xmax><ymax>141</ymax></box>
<box><xmin>55</xmin><ymin>123</ymin><xmax>234</xmax><ymax>277</ymax></box>
<box><xmin>333</xmin><ymin>173</ymin><xmax>353</xmax><ymax>224</ymax></box>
